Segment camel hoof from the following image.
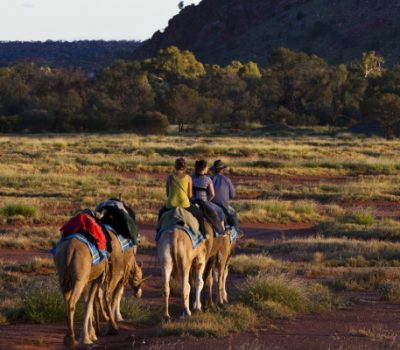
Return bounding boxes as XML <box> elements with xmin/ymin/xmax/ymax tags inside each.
<box><xmin>162</xmin><ymin>315</ymin><xmax>171</xmax><ymax>323</ymax></box>
<box><xmin>115</xmin><ymin>315</ymin><xmax>124</xmax><ymax>322</ymax></box>
<box><xmin>193</xmin><ymin>308</ymin><xmax>202</xmax><ymax>314</ymax></box>
<box><xmin>64</xmin><ymin>335</ymin><xmax>78</xmax><ymax>349</ymax></box>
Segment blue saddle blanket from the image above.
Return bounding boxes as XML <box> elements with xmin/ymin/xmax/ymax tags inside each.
<box><xmin>51</xmin><ymin>233</ymin><xmax>108</xmax><ymax>266</ymax></box>
<box><xmin>104</xmin><ymin>224</ymin><xmax>134</xmax><ymax>252</ymax></box>
<box><xmin>215</xmin><ymin>225</ymin><xmax>239</xmax><ymax>242</ymax></box>
<box><xmin>156</xmin><ymin>225</ymin><xmax>205</xmax><ymax>249</ymax></box>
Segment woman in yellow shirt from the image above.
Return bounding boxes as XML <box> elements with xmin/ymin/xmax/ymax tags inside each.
<box><xmin>163</xmin><ymin>158</ymin><xmax>206</xmax><ymax>237</ymax></box>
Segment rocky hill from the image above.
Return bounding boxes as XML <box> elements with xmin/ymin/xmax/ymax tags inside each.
<box><xmin>135</xmin><ymin>0</ymin><xmax>400</xmax><ymax>65</ymax></box>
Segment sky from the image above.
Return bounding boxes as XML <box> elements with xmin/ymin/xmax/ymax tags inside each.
<box><xmin>0</xmin><ymin>0</ymin><xmax>201</xmax><ymax>41</ymax></box>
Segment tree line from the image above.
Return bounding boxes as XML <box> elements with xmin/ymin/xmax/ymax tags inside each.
<box><xmin>0</xmin><ymin>46</ymin><xmax>399</xmax><ymax>137</ymax></box>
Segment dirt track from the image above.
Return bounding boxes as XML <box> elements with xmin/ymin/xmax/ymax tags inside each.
<box><xmin>1</xmin><ymin>223</ymin><xmax>400</xmax><ymax>349</ymax></box>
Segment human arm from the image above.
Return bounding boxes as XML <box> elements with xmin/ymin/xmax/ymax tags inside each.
<box><xmin>227</xmin><ymin>178</ymin><xmax>235</xmax><ymax>199</ymax></box>
<box><xmin>208</xmin><ymin>180</ymin><xmax>215</xmax><ymax>201</ymax></box>
<box><xmin>187</xmin><ymin>175</ymin><xmax>193</xmax><ymax>199</ymax></box>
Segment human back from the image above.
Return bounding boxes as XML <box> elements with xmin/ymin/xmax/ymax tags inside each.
<box><xmin>166</xmin><ymin>172</ymin><xmax>191</xmax><ymax>209</ymax></box>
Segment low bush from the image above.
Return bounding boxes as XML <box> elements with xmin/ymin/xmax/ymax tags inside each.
<box><xmin>120</xmin><ymin>298</ymin><xmax>156</xmax><ymax>324</ymax></box>
<box><xmin>0</xmin><ymin>204</ymin><xmax>37</xmax><ymax>218</ymax></box>
<box><xmin>237</xmin><ymin>274</ymin><xmax>332</xmax><ymax>317</ymax></box>
<box><xmin>160</xmin><ymin>304</ymin><xmax>257</xmax><ymax>337</ymax></box>
<box><xmin>230</xmin><ymin>255</ymin><xmax>278</xmax><ymax>275</ymax></box>
<box><xmin>378</xmin><ymin>281</ymin><xmax>400</xmax><ymax>301</ymax></box>
<box><xmin>20</xmin><ymin>280</ymin><xmax>83</xmax><ymax>324</ymax></box>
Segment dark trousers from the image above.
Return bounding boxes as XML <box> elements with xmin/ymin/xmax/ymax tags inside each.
<box><xmin>184</xmin><ymin>205</ymin><xmax>206</xmax><ymax>238</ymax></box>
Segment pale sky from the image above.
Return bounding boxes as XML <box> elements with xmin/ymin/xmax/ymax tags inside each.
<box><xmin>0</xmin><ymin>0</ymin><xmax>201</xmax><ymax>41</ymax></box>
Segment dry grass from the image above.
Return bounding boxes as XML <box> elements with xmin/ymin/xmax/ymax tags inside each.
<box><xmin>160</xmin><ymin>304</ymin><xmax>258</xmax><ymax>337</ymax></box>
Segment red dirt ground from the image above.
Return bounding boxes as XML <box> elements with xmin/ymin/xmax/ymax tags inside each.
<box><xmin>1</xmin><ymin>223</ymin><xmax>400</xmax><ymax>349</ymax></box>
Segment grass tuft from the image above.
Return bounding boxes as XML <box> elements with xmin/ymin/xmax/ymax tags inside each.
<box><xmin>120</xmin><ymin>298</ymin><xmax>156</xmax><ymax>324</ymax></box>
<box><xmin>160</xmin><ymin>304</ymin><xmax>257</xmax><ymax>337</ymax></box>
<box><xmin>237</xmin><ymin>274</ymin><xmax>332</xmax><ymax>316</ymax></box>
<box><xmin>0</xmin><ymin>204</ymin><xmax>37</xmax><ymax>218</ymax></box>
<box><xmin>20</xmin><ymin>279</ymin><xmax>83</xmax><ymax>324</ymax></box>
<box><xmin>230</xmin><ymin>255</ymin><xmax>278</xmax><ymax>275</ymax></box>
<box><xmin>378</xmin><ymin>281</ymin><xmax>400</xmax><ymax>301</ymax></box>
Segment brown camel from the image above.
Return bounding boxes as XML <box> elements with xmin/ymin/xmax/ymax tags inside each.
<box><xmin>54</xmin><ymin>238</ymin><xmax>108</xmax><ymax>348</ymax></box>
<box><xmin>157</xmin><ymin>221</ymin><xmax>231</xmax><ymax>320</ymax></box>
<box><xmin>204</xmin><ymin>234</ymin><xmax>236</xmax><ymax>307</ymax></box>
<box><xmin>94</xmin><ymin>228</ymin><xmax>145</xmax><ymax>334</ymax></box>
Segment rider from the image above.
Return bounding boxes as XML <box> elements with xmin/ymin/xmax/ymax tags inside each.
<box><xmin>162</xmin><ymin>157</ymin><xmax>207</xmax><ymax>238</ymax></box>
<box><xmin>191</xmin><ymin>159</ymin><xmax>225</xmax><ymax>234</ymax></box>
<box><xmin>210</xmin><ymin>160</ymin><xmax>239</xmax><ymax>231</ymax></box>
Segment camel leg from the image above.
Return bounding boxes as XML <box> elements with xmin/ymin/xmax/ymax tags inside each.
<box><xmin>203</xmin><ymin>258</ymin><xmax>214</xmax><ymax>308</ymax></box>
<box><xmin>63</xmin><ymin>282</ymin><xmax>85</xmax><ymax>349</ymax></box>
<box><xmin>114</xmin><ymin>284</ymin><xmax>125</xmax><ymax>322</ymax></box>
<box><xmin>162</xmin><ymin>255</ymin><xmax>173</xmax><ymax>322</ymax></box>
<box><xmin>181</xmin><ymin>266</ymin><xmax>191</xmax><ymax>318</ymax></box>
<box><xmin>105</xmin><ymin>277</ymin><xmax>121</xmax><ymax>335</ymax></box>
<box><xmin>193</xmin><ymin>259</ymin><xmax>206</xmax><ymax>312</ymax></box>
<box><xmin>98</xmin><ymin>287</ymin><xmax>109</xmax><ymax>321</ymax></box>
<box><xmin>222</xmin><ymin>265</ymin><xmax>229</xmax><ymax>304</ymax></box>
<box><xmin>92</xmin><ymin>294</ymin><xmax>102</xmax><ymax>337</ymax></box>
<box><xmin>80</xmin><ymin>280</ymin><xmax>100</xmax><ymax>345</ymax></box>
<box><xmin>88</xmin><ymin>311</ymin><xmax>98</xmax><ymax>342</ymax></box>
<box><xmin>216</xmin><ymin>260</ymin><xmax>225</xmax><ymax>306</ymax></box>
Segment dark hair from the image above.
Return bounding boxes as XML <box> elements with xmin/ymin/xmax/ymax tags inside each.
<box><xmin>174</xmin><ymin>157</ymin><xmax>186</xmax><ymax>171</ymax></box>
<box><xmin>195</xmin><ymin>159</ymin><xmax>208</xmax><ymax>175</ymax></box>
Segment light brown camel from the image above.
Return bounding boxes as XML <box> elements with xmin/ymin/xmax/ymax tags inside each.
<box><xmin>54</xmin><ymin>238</ymin><xmax>108</xmax><ymax>348</ymax></box>
<box><xmin>94</xmin><ymin>228</ymin><xmax>145</xmax><ymax>335</ymax></box>
<box><xmin>204</xmin><ymin>234</ymin><xmax>236</xmax><ymax>307</ymax></box>
<box><xmin>157</xmin><ymin>221</ymin><xmax>231</xmax><ymax>320</ymax></box>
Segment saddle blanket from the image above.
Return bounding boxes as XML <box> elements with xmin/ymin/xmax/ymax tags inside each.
<box><xmin>51</xmin><ymin>233</ymin><xmax>108</xmax><ymax>266</ymax></box>
<box><xmin>156</xmin><ymin>225</ymin><xmax>205</xmax><ymax>249</ymax></box>
<box><xmin>104</xmin><ymin>224</ymin><xmax>134</xmax><ymax>252</ymax></box>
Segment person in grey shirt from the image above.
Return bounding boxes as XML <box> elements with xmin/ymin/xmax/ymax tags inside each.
<box><xmin>210</xmin><ymin>160</ymin><xmax>239</xmax><ymax>229</ymax></box>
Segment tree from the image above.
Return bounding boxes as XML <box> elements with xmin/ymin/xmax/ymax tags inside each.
<box><xmin>362</xmin><ymin>93</ymin><xmax>400</xmax><ymax>139</ymax></box>
<box><xmin>145</xmin><ymin>46</ymin><xmax>206</xmax><ymax>82</ymax></box>
<box><xmin>178</xmin><ymin>1</ymin><xmax>185</xmax><ymax>10</ymax></box>
<box><xmin>362</xmin><ymin>51</ymin><xmax>385</xmax><ymax>79</ymax></box>
<box><xmin>134</xmin><ymin>111</ymin><xmax>169</xmax><ymax>134</ymax></box>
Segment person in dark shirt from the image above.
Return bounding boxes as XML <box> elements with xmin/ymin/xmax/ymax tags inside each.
<box><xmin>210</xmin><ymin>160</ymin><xmax>239</xmax><ymax>230</ymax></box>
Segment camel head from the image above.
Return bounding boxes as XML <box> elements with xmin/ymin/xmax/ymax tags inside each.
<box><xmin>128</xmin><ymin>261</ymin><xmax>150</xmax><ymax>299</ymax></box>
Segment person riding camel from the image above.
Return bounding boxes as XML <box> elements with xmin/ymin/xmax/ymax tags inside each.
<box><xmin>191</xmin><ymin>160</ymin><xmax>225</xmax><ymax>235</ymax></box>
<box><xmin>210</xmin><ymin>160</ymin><xmax>240</xmax><ymax>232</ymax></box>
<box><xmin>160</xmin><ymin>157</ymin><xmax>207</xmax><ymax>238</ymax></box>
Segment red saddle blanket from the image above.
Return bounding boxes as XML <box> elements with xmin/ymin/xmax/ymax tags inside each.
<box><xmin>60</xmin><ymin>213</ymin><xmax>107</xmax><ymax>251</ymax></box>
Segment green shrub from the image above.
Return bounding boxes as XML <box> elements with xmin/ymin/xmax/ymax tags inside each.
<box><xmin>120</xmin><ymin>298</ymin><xmax>155</xmax><ymax>324</ymax></box>
<box><xmin>237</xmin><ymin>274</ymin><xmax>332</xmax><ymax>316</ymax></box>
<box><xmin>237</xmin><ymin>274</ymin><xmax>307</xmax><ymax>312</ymax></box>
<box><xmin>352</xmin><ymin>209</ymin><xmax>375</xmax><ymax>226</ymax></box>
<box><xmin>20</xmin><ymin>280</ymin><xmax>83</xmax><ymax>324</ymax></box>
<box><xmin>0</xmin><ymin>204</ymin><xmax>37</xmax><ymax>218</ymax></box>
<box><xmin>134</xmin><ymin>111</ymin><xmax>169</xmax><ymax>135</ymax></box>
<box><xmin>160</xmin><ymin>304</ymin><xmax>257</xmax><ymax>337</ymax></box>
<box><xmin>378</xmin><ymin>281</ymin><xmax>400</xmax><ymax>301</ymax></box>
<box><xmin>230</xmin><ymin>255</ymin><xmax>278</xmax><ymax>275</ymax></box>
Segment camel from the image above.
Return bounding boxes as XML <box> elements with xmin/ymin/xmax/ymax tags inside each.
<box><xmin>94</xmin><ymin>227</ymin><xmax>145</xmax><ymax>335</ymax></box>
<box><xmin>157</xmin><ymin>220</ymin><xmax>232</xmax><ymax>320</ymax></box>
<box><xmin>54</xmin><ymin>238</ymin><xmax>108</xmax><ymax>348</ymax></box>
<box><xmin>203</xmin><ymin>234</ymin><xmax>236</xmax><ymax>307</ymax></box>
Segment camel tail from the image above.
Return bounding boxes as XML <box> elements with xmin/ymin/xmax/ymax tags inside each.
<box><xmin>56</xmin><ymin>243</ymin><xmax>76</xmax><ymax>293</ymax></box>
